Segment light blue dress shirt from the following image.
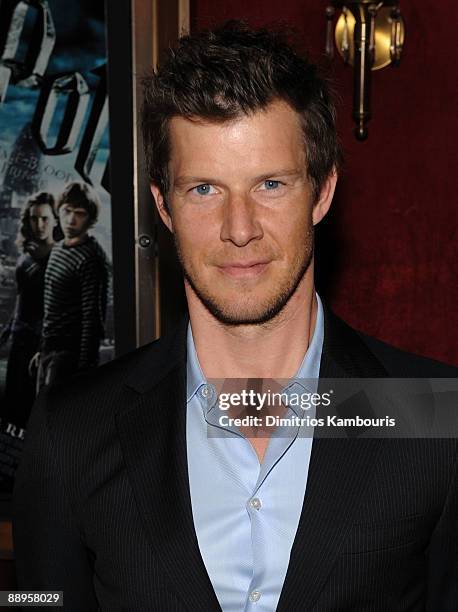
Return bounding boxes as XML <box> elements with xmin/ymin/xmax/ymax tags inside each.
<box><xmin>186</xmin><ymin>294</ymin><xmax>324</xmax><ymax>611</ymax></box>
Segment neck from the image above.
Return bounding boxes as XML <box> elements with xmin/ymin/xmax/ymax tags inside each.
<box><xmin>187</xmin><ymin>267</ymin><xmax>317</xmax><ymax>379</ymax></box>
<box><xmin>64</xmin><ymin>233</ymin><xmax>89</xmax><ymax>247</ymax></box>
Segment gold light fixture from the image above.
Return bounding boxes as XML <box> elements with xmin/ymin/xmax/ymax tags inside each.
<box><xmin>325</xmin><ymin>1</ymin><xmax>405</xmax><ymax>140</ymax></box>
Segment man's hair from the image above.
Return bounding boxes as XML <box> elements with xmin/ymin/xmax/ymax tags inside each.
<box><xmin>56</xmin><ymin>181</ymin><xmax>101</xmax><ymax>225</ymax></box>
<box><xmin>16</xmin><ymin>191</ymin><xmax>56</xmax><ymax>250</ymax></box>
<box><xmin>142</xmin><ymin>20</ymin><xmax>342</xmax><ymax>204</ymax></box>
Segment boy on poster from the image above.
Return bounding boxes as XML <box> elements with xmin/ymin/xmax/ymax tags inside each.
<box><xmin>37</xmin><ymin>181</ymin><xmax>109</xmax><ymax>388</ymax></box>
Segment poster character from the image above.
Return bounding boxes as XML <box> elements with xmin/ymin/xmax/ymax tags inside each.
<box><xmin>0</xmin><ymin>192</ymin><xmax>57</xmax><ymax>429</ymax></box>
<box><xmin>38</xmin><ymin>181</ymin><xmax>109</xmax><ymax>388</ymax></box>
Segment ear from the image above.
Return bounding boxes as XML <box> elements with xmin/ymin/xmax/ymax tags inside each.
<box><xmin>312</xmin><ymin>168</ymin><xmax>337</xmax><ymax>226</ymax></box>
<box><xmin>150</xmin><ymin>184</ymin><xmax>173</xmax><ymax>233</ymax></box>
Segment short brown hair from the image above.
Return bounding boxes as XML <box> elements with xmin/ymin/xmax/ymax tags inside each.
<box><xmin>56</xmin><ymin>181</ymin><xmax>101</xmax><ymax>226</ymax></box>
<box><xmin>142</xmin><ymin>20</ymin><xmax>342</xmax><ymax>204</ymax></box>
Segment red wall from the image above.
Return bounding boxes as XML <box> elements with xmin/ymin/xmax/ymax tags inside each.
<box><xmin>190</xmin><ymin>0</ymin><xmax>458</xmax><ymax>366</ymax></box>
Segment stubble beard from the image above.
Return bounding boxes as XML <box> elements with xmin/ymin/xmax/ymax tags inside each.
<box><xmin>174</xmin><ymin>227</ymin><xmax>314</xmax><ymax>326</ymax></box>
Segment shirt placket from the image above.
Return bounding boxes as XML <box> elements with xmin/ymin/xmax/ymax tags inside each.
<box><xmin>242</xmin><ymin>401</ymin><xmax>302</xmax><ymax>610</ymax></box>
<box><xmin>198</xmin><ymin>382</ymin><xmax>312</xmax><ymax>611</ymax></box>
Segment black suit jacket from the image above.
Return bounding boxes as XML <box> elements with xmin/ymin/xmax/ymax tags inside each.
<box><xmin>13</xmin><ymin>307</ymin><xmax>458</xmax><ymax>611</ymax></box>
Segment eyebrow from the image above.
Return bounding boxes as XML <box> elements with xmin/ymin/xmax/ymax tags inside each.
<box><xmin>252</xmin><ymin>169</ymin><xmax>304</xmax><ymax>182</ymax></box>
<box><xmin>173</xmin><ymin>169</ymin><xmax>303</xmax><ymax>188</ymax></box>
<box><xmin>61</xmin><ymin>206</ymin><xmax>88</xmax><ymax>213</ymax></box>
<box><xmin>173</xmin><ymin>176</ymin><xmax>218</xmax><ymax>189</ymax></box>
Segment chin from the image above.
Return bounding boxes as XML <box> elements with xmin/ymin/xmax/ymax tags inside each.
<box><xmin>196</xmin><ymin>289</ymin><xmax>295</xmax><ymax>326</ymax></box>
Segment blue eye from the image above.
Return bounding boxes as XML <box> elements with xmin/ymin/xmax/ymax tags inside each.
<box><xmin>193</xmin><ymin>184</ymin><xmax>215</xmax><ymax>196</ymax></box>
<box><xmin>264</xmin><ymin>180</ymin><xmax>280</xmax><ymax>190</ymax></box>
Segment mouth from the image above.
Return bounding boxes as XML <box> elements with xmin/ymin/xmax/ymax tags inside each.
<box><xmin>217</xmin><ymin>260</ymin><xmax>271</xmax><ymax>279</ymax></box>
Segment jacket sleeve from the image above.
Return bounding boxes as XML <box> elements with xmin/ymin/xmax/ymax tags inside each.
<box><xmin>425</xmin><ymin>443</ymin><xmax>458</xmax><ymax>610</ymax></box>
<box><xmin>12</xmin><ymin>390</ymin><xmax>99</xmax><ymax>611</ymax></box>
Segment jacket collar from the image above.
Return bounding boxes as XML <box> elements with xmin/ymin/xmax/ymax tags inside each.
<box><xmin>122</xmin><ymin>314</ymin><xmax>188</xmax><ymax>396</ymax></box>
<box><xmin>320</xmin><ymin>303</ymin><xmax>388</xmax><ymax>378</ymax></box>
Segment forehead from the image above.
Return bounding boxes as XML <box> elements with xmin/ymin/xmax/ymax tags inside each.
<box><xmin>168</xmin><ymin>99</ymin><xmax>305</xmax><ymax>179</ymax></box>
<box><xmin>29</xmin><ymin>203</ymin><xmax>53</xmax><ymax>216</ymax></box>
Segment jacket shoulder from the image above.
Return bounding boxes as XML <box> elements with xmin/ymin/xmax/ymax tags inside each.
<box><xmin>356</xmin><ymin>331</ymin><xmax>458</xmax><ymax>378</ymax></box>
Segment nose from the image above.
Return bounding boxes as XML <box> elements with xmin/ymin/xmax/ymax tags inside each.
<box><xmin>67</xmin><ymin>212</ymin><xmax>77</xmax><ymax>225</ymax></box>
<box><xmin>220</xmin><ymin>193</ymin><xmax>263</xmax><ymax>247</ymax></box>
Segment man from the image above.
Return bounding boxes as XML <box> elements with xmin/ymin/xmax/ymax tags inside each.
<box><xmin>37</xmin><ymin>181</ymin><xmax>109</xmax><ymax>388</ymax></box>
<box><xmin>1</xmin><ymin>192</ymin><xmax>57</xmax><ymax>429</ymax></box>
<box><xmin>13</xmin><ymin>22</ymin><xmax>457</xmax><ymax>611</ymax></box>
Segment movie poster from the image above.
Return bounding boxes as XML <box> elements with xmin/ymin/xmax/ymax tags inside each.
<box><xmin>0</xmin><ymin>0</ymin><xmax>114</xmax><ymax>493</ymax></box>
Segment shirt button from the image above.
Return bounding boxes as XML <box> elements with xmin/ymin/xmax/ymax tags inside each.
<box><xmin>249</xmin><ymin>497</ymin><xmax>262</xmax><ymax>510</ymax></box>
<box><xmin>249</xmin><ymin>590</ymin><xmax>261</xmax><ymax>603</ymax></box>
<box><xmin>200</xmin><ymin>384</ymin><xmax>213</xmax><ymax>399</ymax></box>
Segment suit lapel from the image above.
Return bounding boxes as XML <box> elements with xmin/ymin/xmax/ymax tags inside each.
<box><xmin>277</xmin><ymin>306</ymin><xmax>388</xmax><ymax>611</ymax></box>
<box><xmin>116</xmin><ymin>320</ymin><xmax>221</xmax><ymax>612</ymax></box>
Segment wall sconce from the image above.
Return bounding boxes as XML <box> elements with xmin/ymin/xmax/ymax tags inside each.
<box><xmin>325</xmin><ymin>1</ymin><xmax>405</xmax><ymax>140</ymax></box>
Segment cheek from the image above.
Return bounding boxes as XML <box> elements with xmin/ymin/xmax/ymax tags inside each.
<box><xmin>174</xmin><ymin>213</ymin><xmax>215</xmax><ymax>255</ymax></box>
<box><xmin>268</xmin><ymin>206</ymin><xmax>312</xmax><ymax>246</ymax></box>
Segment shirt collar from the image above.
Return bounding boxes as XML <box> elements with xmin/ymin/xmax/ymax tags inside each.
<box><xmin>186</xmin><ymin>292</ymin><xmax>325</xmax><ymax>405</ymax></box>
<box><xmin>186</xmin><ymin>323</ymin><xmax>207</xmax><ymax>403</ymax></box>
<box><xmin>287</xmin><ymin>292</ymin><xmax>324</xmax><ymax>384</ymax></box>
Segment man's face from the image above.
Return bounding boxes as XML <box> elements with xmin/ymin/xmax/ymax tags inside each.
<box><xmin>59</xmin><ymin>203</ymin><xmax>90</xmax><ymax>242</ymax></box>
<box><xmin>29</xmin><ymin>204</ymin><xmax>56</xmax><ymax>242</ymax></box>
<box><xmin>154</xmin><ymin>100</ymin><xmax>335</xmax><ymax>325</ymax></box>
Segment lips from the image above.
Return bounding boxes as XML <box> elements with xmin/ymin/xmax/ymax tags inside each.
<box><xmin>217</xmin><ymin>260</ymin><xmax>271</xmax><ymax>278</ymax></box>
